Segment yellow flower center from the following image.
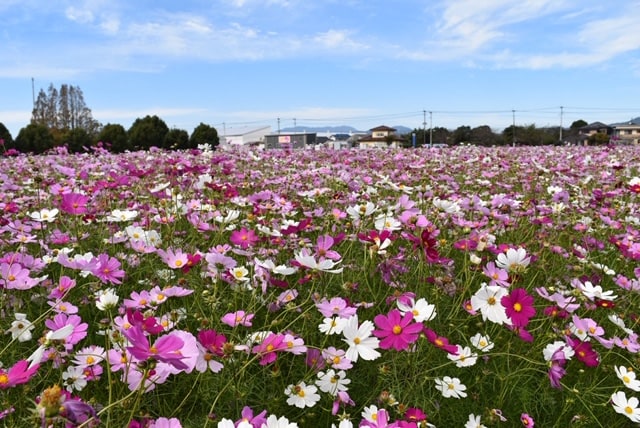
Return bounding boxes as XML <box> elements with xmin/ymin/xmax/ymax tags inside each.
<box><xmin>513</xmin><ymin>302</ymin><xmax>522</xmax><ymax>312</ymax></box>
<box><xmin>175</xmin><ymin>260</ymin><xmax>183</xmax><ymax>267</ymax></box>
<box><xmin>86</xmin><ymin>356</ymin><xmax>95</xmax><ymax>364</ymax></box>
<box><xmin>0</xmin><ymin>374</ymin><xmax>8</xmax><ymax>385</ymax></box>
<box><xmin>353</xmin><ymin>337</ymin><xmax>361</xmax><ymax>345</ymax></box>
<box><xmin>626</xmin><ymin>406</ymin><xmax>634</xmax><ymax>415</ymax></box>
<box><xmin>487</xmin><ymin>297</ymin><xmax>496</xmax><ymax>305</ymax></box>
<box><xmin>392</xmin><ymin>325</ymin><xmax>402</xmax><ymax>335</ymax></box>
<box><xmin>8</xmin><ymin>275</ymin><xmax>16</xmax><ymax>281</ymax></box>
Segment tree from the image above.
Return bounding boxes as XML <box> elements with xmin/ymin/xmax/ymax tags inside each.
<box><xmin>32</xmin><ymin>83</ymin><xmax>101</xmax><ymax>138</ymax></box>
<box><xmin>570</xmin><ymin>119</ymin><xmax>588</xmax><ymax>130</ymax></box>
<box><xmin>0</xmin><ymin>122</ymin><xmax>14</xmax><ymax>151</ymax></box>
<box><xmin>470</xmin><ymin>125</ymin><xmax>498</xmax><ymax>146</ymax></box>
<box><xmin>61</xmin><ymin>128</ymin><xmax>93</xmax><ymax>153</ymax></box>
<box><xmin>588</xmin><ymin>132</ymin><xmax>610</xmax><ymax>145</ymax></box>
<box><xmin>452</xmin><ymin>126</ymin><xmax>471</xmax><ymax>145</ymax></box>
<box><xmin>15</xmin><ymin>123</ymin><xmax>55</xmax><ymax>154</ymax></box>
<box><xmin>127</xmin><ymin>115</ymin><xmax>169</xmax><ymax>150</ymax></box>
<box><xmin>164</xmin><ymin>128</ymin><xmax>190</xmax><ymax>150</ymax></box>
<box><xmin>98</xmin><ymin>123</ymin><xmax>129</xmax><ymax>153</ymax></box>
<box><xmin>189</xmin><ymin>123</ymin><xmax>219</xmax><ymax>150</ymax></box>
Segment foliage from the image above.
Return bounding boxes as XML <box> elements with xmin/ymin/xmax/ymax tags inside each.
<box><xmin>31</xmin><ymin>83</ymin><xmax>101</xmax><ymax>137</ymax></box>
<box><xmin>128</xmin><ymin>115</ymin><xmax>170</xmax><ymax>150</ymax></box>
<box><xmin>588</xmin><ymin>132</ymin><xmax>611</xmax><ymax>145</ymax></box>
<box><xmin>164</xmin><ymin>128</ymin><xmax>190</xmax><ymax>150</ymax></box>
<box><xmin>190</xmin><ymin>122</ymin><xmax>220</xmax><ymax>149</ymax></box>
<box><xmin>97</xmin><ymin>123</ymin><xmax>130</xmax><ymax>153</ymax></box>
<box><xmin>14</xmin><ymin>122</ymin><xmax>55</xmax><ymax>153</ymax></box>
<box><xmin>0</xmin><ymin>122</ymin><xmax>15</xmax><ymax>150</ymax></box>
<box><xmin>60</xmin><ymin>127</ymin><xmax>93</xmax><ymax>153</ymax></box>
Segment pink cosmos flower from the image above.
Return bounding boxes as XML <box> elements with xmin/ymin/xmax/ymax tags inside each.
<box><xmin>566</xmin><ymin>336</ymin><xmax>599</xmax><ymax>367</ymax></box>
<box><xmin>156</xmin><ymin>248</ymin><xmax>189</xmax><ymax>269</ymax></box>
<box><xmin>235</xmin><ymin>406</ymin><xmax>267</xmax><ymax>427</ymax></box>
<box><xmin>229</xmin><ymin>227</ymin><xmax>260</xmax><ymax>249</ymax></box>
<box><xmin>501</xmin><ymin>288</ymin><xmax>536</xmax><ymax>327</ymax></box>
<box><xmin>252</xmin><ymin>332</ymin><xmax>288</xmax><ymax>365</ymax></box>
<box><xmin>423</xmin><ymin>328</ymin><xmax>458</xmax><ymax>354</ymax></box>
<box><xmin>0</xmin><ymin>360</ymin><xmax>39</xmax><ymax>389</ymax></box>
<box><xmin>0</xmin><ymin>262</ymin><xmax>39</xmax><ymax>290</ymax></box>
<box><xmin>152</xmin><ymin>417</ymin><xmax>182</xmax><ymax>428</ymax></box>
<box><xmin>90</xmin><ymin>253</ymin><xmax>125</xmax><ymax>285</ymax></box>
<box><xmin>60</xmin><ymin>192</ymin><xmax>89</xmax><ymax>215</ymax></box>
<box><xmin>316</xmin><ymin>296</ymin><xmax>357</xmax><ymax>319</ymax></box>
<box><xmin>45</xmin><ymin>313</ymin><xmax>88</xmax><ymax>349</ymax></box>
<box><xmin>221</xmin><ymin>310</ymin><xmax>254</xmax><ymax>327</ymax></box>
<box><xmin>48</xmin><ymin>276</ymin><xmax>76</xmax><ymax>300</ymax></box>
<box><xmin>315</xmin><ymin>235</ymin><xmax>342</xmax><ymax>260</ymax></box>
<box><xmin>483</xmin><ymin>261</ymin><xmax>510</xmax><ymax>287</ymax></box>
<box><xmin>548</xmin><ymin>348</ymin><xmax>567</xmax><ymax>389</ymax></box>
<box><xmin>521</xmin><ymin>413</ymin><xmax>535</xmax><ymax>427</ymax></box>
<box><xmin>373</xmin><ymin>309</ymin><xmax>423</xmax><ymax>351</ymax></box>
<box><xmin>124</xmin><ymin>325</ymin><xmax>188</xmax><ymax>371</ymax></box>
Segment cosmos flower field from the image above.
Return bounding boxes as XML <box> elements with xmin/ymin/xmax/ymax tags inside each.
<box><xmin>2</xmin><ymin>144</ymin><xmax>640</xmax><ymax>427</ymax></box>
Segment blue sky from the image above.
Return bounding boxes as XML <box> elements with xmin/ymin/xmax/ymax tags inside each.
<box><xmin>1</xmin><ymin>0</ymin><xmax>639</xmax><ymax>137</ymax></box>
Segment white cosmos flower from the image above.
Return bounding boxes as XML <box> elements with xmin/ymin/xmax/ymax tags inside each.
<box><xmin>342</xmin><ymin>314</ymin><xmax>380</xmax><ymax>362</ymax></box>
<box><xmin>616</xmin><ymin>366</ymin><xmax>640</xmax><ymax>392</ymax></box>
<box><xmin>106</xmin><ymin>209</ymin><xmax>138</xmax><ymax>222</ymax></box>
<box><xmin>95</xmin><ymin>288</ymin><xmax>119</xmax><ymax>311</ymax></box>
<box><xmin>433</xmin><ymin>197</ymin><xmax>460</xmax><ymax>214</ymax></box>
<box><xmin>62</xmin><ymin>365</ymin><xmax>87</xmax><ymax>392</ymax></box>
<box><xmin>470</xmin><ymin>333</ymin><xmax>494</xmax><ymax>352</ymax></box>
<box><xmin>319</xmin><ymin>316</ymin><xmax>348</xmax><ymax>335</ymax></box>
<box><xmin>470</xmin><ymin>284</ymin><xmax>509</xmax><ymax>325</ymax></box>
<box><xmin>29</xmin><ymin>208</ymin><xmax>59</xmax><ymax>223</ymax></box>
<box><xmin>611</xmin><ymin>391</ymin><xmax>640</xmax><ymax>422</ymax></box>
<box><xmin>262</xmin><ymin>414</ymin><xmax>299</xmax><ymax>428</ymax></box>
<box><xmin>434</xmin><ymin>376</ymin><xmax>467</xmax><ymax>398</ymax></box>
<box><xmin>285</xmin><ymin>381</ymin><xmax>320</xmax><ymax>408</ymax></box>
<box><xmin>294</xmin><ymin>251</ymin><xmax>343</xmax><ymax>274</ymax></box>
<box><xmin>7</xmin><ymin>313</ymin><xmax>35</xmax><ymax>342</ymax></box>
<box><xmin>447</xmin><ymin>345</ymin><xmax>478</xmax><ymax>367</ymax></box>
<box><xmin>396</xmin><ymin>297</ymin><xmax>436</xmax><ymax>323</ymax></box>
<box><xmin>576</xmin><ymin>280</ymin><xmax>617</xmax><ymax>301</ymax></box>
<box><xmin>315</xmin><ymin>369</ymin><xmax>351</xmax><ymax>395</ymax></box>
<box><xmin>495</xmin><ymin>248</ymin><xmax>531</xmax><ymax>272</ymax></box>
<box><xmin>346</xmin><ymin>201</ymin><xmax>377</xmax><ymax>220</ymax></box>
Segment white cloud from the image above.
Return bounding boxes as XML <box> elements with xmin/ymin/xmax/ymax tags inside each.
<box><xmin>313</xmin><ymin>29</ymin><xmax>368</xmax><ymax>51</ymax></box>
<box><xmin>65</xmin><ymin>6</ymin><xmax>94</xmax><ymax>24</ymax></box>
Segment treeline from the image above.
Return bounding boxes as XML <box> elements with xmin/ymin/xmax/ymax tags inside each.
<box><xmin>0</xmin><ymin>83</ymin><xmax>220</xmax><ymax>155</ymax></box>
<box><xmin>406</xmin><ymin>121</ymin><xmax>591</xmax><ymax>147</ymax></box>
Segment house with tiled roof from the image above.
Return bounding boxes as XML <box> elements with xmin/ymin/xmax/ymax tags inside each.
<box><xmin>611</xmin><ymin>117</ymin><xmax>640</xmax><ymax>145</ymax></box>
<box><xmin>357</xmin><ymin>125</ymin><xmax>404</xmax><ymax>149</ymax></box>
<box><xmin>576</xmin><ymin>122</ymin><xmax>612</xmax><ymax>145</ymax></box>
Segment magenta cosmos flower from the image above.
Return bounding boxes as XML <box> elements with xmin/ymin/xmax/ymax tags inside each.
<box><xmin>501</xmin><ymin>288</ymin><xmax>536</xmax><ymax>327</ymax></box>
<box><xmin>373</xmin><ymin>309</ymin><xmax>423</xmax><ymax>351</ymax></box>
<box><xmin>124</xmin><ymin>325</ymin><xmax>188</xmax><ymax>371</ymax></box>
<box><xmin>59</xmin><ymin>192</ymin><xmax>90</xmax><ymax>215</ymax></box>
<box><xmin>0</xmin><ymin>360</ymin><xmax>39</xmax><ymax>389</ymax></box>
<box><xmin>229</xmin><ymin>227</ymin><xmax>260</xmax><ymax>249</ymax></box>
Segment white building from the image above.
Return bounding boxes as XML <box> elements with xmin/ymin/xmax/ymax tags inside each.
<box><xmin>220</xmin><ymin>126</ymin><xmax>271</xmax><ymax>146</ymax></box>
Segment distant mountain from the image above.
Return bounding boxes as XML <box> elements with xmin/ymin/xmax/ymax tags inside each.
<box><xmin>281</xmin><ymin>124</ymin><xmax>414</xmax><ymax>134</ymax></box>
<box><xmin>392</xmin><ymin>125</ymin><xmax>413</xmax><ymax>135</ymax></box>
<box><xmin>280</xmin><ymin>125</ymin><xmax>364</xmax><ymax>133</ymax></box>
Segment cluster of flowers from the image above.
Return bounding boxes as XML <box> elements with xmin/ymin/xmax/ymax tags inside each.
<box><xmin>2</xmin><ymin>144</ymin><xmax>640</xmax><ymax>427</ymax></box>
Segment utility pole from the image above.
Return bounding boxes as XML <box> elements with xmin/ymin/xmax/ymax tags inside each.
<box><xmin>422</xmin><ymin>110</ymin><xmax>427</xmax><ymax>147</ymax></box>
<box><xmin>512</xmin><ymin>109</ymin><xmax>516</xmax><ymax>147</ymax></box>
<box><xmin>559</xmin><ymin>106</ymin><xmax>564</xmax><ymax>143</ymax></box>
<box><xmin>429</xmin><ymin>111</ymin><xmax>433</xmax><ymax>147</ymax></box>
<box><xmin>31</xmin><ymin>77</ymin><xmax>35</xmax><ymax>109</ymax></box>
